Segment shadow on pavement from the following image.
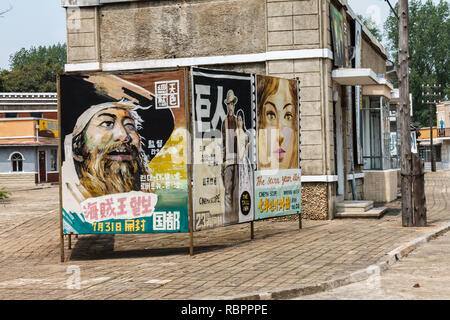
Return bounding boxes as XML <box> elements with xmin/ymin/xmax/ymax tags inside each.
<box><xmin>67</xmin><ymin>233</ymin><xmax>232</xmax><ymax>260</ymax></box>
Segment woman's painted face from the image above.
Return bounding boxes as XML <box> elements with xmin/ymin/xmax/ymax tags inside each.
<box><xmin>259</xmin><ymin>79</ymin><xmax>296</xmax><ymax>169</ymax></box>
<box><xmin>237</xmin><ymin>115</ymin><xmax>243</xmax><ymax>130</ymax></box>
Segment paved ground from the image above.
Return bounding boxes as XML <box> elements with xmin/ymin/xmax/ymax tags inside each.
<box><xmin>297</xmin><ymin>229</ymin><xmax>450</xmax><ymax>300</ymax></box>
<box><xmin>0</xmin><ymin>170</ymin><xmax>448</xmax><ymax>299</ymax></box>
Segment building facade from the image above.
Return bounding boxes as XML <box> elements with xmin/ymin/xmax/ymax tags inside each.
<box><xmin>0</xmin><ymin>93</ymin><xmax>59</xmax><ymax>190</ymax></box>
<box><xmin>418</xmin><ymin>101</ymin><xmax>450</xmax><ymax>170</ymax></box>
<box><xmin>62</xmin><ymin>0</ymin><xmax>398</xmax><ymax>219</ymax></box>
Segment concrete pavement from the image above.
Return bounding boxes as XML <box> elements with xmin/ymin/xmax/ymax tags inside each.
<box><xmin>297</xmin><ymin>225</ymin><xmax>450</xmax><ymax>299</ymax></box>
<box><xmin>0</xmin><ymin>171</ymin><xmax>449</xmax><ymax>299</ymax></box>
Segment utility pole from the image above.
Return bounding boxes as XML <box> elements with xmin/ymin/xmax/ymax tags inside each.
<box><xmin>422</xmin><ymin>84</ymin><xmax>442</xmax><ymax>172</ymax></box>
<box><xmin>399</xmin><ymin>0</ymin><xmax>413</xmax><ymax>227</ymax></box>
<box><xmin>395</xmin><ymin>0</ymin><xmax>426</xmax><ymax>227</ymax></box>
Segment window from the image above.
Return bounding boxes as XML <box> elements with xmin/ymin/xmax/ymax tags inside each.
<box><xmin>5</xmin><ymin>113</ymin><xmax>17</xmax><ymax>118</ymax></box>
<box><xmin>11</xmin><ymin>153</ymin><xmax>23</xmax><ymax>172</ymax></box>
<box><xmin>361</xmin><ymin>96</ymin><xmax>391</xmax><ymax>170</ymax></box>
<box><xmin>50</xmin><ymin>149</ymin><xmax>58</xmax><ymax>171</ymax></box>
<box><xmin>30</xmin><ymin>112</ymin><xmax>42</xmax><ymax>118</ymax></box>
<box><xmin>418</xmin><ymin>145</ymin><xmax>442</xmax><ymax>162</ymax></box>
<box><xmin>389</xmin><ymin>104</ymin><xmax>400</xmax><ymax>169</ymax></box>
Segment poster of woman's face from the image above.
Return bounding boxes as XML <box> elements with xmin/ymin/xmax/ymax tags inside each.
<box><xmin>257</xmin><ymin>76</ymin><xmax>299</xmax><ymax>170</ymax></box>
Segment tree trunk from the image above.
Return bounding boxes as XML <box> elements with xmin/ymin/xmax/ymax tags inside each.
<box><xmin>399</xmin><ymin>0</ymin><xmax>413</xmax><ymax>227</ymax></box>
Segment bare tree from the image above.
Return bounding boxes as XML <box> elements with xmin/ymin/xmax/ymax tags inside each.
<box><xmin>0</xmin><ymin>4</ymin><xmax>12</xmax><ymax>17</ymax></box>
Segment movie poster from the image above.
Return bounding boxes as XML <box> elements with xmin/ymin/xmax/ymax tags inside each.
<box><xmin>60</xmin><ymin>69</ymin><xmax>189</xmax><ymax>234</ymax></box>
<box><xmin>255</xmin><ymin>75</ymin><xmax>301</xmax><ymax>220</ymax></box>
<box><xmin>192</xmin><ymin>67</ymin><xmax>256</xmax><ymax>231</ymax></box>
<box><xmin>330</xmin><ymin>4</ymin><xmax>346</xmax><ymax>68</ymax></box>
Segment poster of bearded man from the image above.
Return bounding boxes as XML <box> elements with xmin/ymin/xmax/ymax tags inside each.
<box><xmin>59</xmin><ymin>69</ymin><xmax>189</xmax><ymax>234</ymax></box>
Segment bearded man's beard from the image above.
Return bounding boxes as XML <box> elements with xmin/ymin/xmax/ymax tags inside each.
<box><xmin>74</xmin><ymin>142</ymin><xmax>149</xmax><ymax>199</ymax></box>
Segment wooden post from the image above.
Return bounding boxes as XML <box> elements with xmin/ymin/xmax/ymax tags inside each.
<box><xmin>57</xmin><ymin>73</ymin><xmax>65</xmax><ymax>263</ymax></box>
<box><xmin>189</xmin><ymin>221</ymin><xmax>194</xmax><ymax>256</ymax></box>
<box><xmin>186</xmin><ymin>67</ymin><xmax>195</xmax><ymax>257</ymax></box>
<box><xmin>412</xmin><ymin>153</ymin><xmax>427</xmax><ymax>226</ymax></box>
<box><xmin>250</xmin><ymin>221</ymin><xmax>254</xmax><ymax>240</ymax></box>
<box><xmin>68</xmin><ymin>234</ymin><xmax>72</xmax><ymax>250</ymax></box>
<box><xmin>299</xmin><ymin>212</ymin><xmax>302</xmax><ymax>229</ymax></box>
<box><xmin>399</xmin><ymin>0</ymin><xmax>413</xmax><ymax>227</ymax></box>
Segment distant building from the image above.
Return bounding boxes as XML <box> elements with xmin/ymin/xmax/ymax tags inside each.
<box><xmin>417</xmin><ymin>101</ymin><xmax>450</xmax><ymax>170</ymax></box>
<box><xmin>62</xmin><ymin>0</ymin><xmax>400</xmax><ymax>218</ymax></box>
<box><xmin>0</xmin><ymin>93</ymin><xmax>58</xmax><ymax>190</ymax></box>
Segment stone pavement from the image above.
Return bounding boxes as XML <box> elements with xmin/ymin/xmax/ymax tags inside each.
<box><xmin>296</xmin><ymin>229</ymin><xmax>450</xmax><ymax>300</ymax></box>
<box><xmin>0</xmin><ymin>171</ymin><xmax>448</xmax><ymax>300</ymax></box>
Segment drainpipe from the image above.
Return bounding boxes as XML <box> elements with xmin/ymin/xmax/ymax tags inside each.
<box><xmin>347</xmin><ymin>86</ymin><xmax>357</xmax><ymax>200</ymax></box>
<box><xmin>35</xmin><ymin>122</ymin><xmax>39</xmax><ymax>143</ymax></box>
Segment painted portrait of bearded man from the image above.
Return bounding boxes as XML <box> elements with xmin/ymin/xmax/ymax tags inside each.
<box><xmin>70</xmin><ymin>99</ymin><xmax>150</xmax><ymax>199</ymax></box>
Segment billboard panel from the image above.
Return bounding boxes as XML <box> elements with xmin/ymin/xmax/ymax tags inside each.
<box><xmin>39</xmin><ymin>120</ymin><xmax>59</xmax><ymax>138</ymax></box>
<box><xmin>60</xmin><ymin>69</ymin><xmax>189</xmax><ymax>234</ymax></box>
<box><xmin>192</xmin><ymin>67</ymin><xmax>256</xmax><ymax>230</ymax></box>
<box><xmin>330</xmin><ymin>4</ymin><xmax>346</xmax><ymax>68</ymax></box>
<box><xmin>254</xmin><ymin>169</ymin><xmax>301</xmax><ymax>220</ymax></box>
<box><xmin>255</xmin><ymin>75</ymin><xmax>301</xmax><ymax>219</ymax></box>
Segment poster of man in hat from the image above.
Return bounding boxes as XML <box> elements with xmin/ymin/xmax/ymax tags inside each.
<box><xmin>59</xmin><ymin>70</ymin><xmax>189</xmax><ymax>234</ymax></box>
<box><xmin>191</xmin><ymin>67</ymin><xmax>256</xmax><ymax>230</ymax></box>
<box><xmin>221</xmin><ymin>89</ymin><xmax>239</xmax><ymax>224</ymax></box>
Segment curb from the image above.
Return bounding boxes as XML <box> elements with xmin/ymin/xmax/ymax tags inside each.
<box><xmin>222</xmin><ymin>221</ymin><xmax>450</xmax><ymax>300</ymax></box>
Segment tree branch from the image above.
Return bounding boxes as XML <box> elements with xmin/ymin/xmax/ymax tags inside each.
<box><xmin>0</xmin><ymin>4</ymin><xmax>12</xmax><ymax>17</ymax></box>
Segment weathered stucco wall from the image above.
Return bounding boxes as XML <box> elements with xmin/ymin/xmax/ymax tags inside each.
<box><xmin>66</xmin><ymin>7</ymin><xmax>99</xmax><ymax>63</ymax></box>
<box><xmin>266</xmin><ymin>0</ymin><xmax>320</xmax><ymax>51</ymax></box>
<box><xmin>202</xmin><ymin>63</ymin><xmax>266</xmax><ymax>76</ymax></box>
<box><xmin>364</xmin><ymin>170</ymin><xmax>398</xmax><ymax>203</ymax></box>
<box><xmin>98</xmin><ymin>0</ymin><xmax>266</xmax><ymax>62</ymax></box>
<box><xmin>361</xmin><ymin>37</ymin><xmax>386</xmax><ymax>76</ymax></box>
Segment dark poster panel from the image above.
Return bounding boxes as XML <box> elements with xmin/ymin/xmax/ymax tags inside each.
<box><xmin>192</xmin><ymin>67</ymin><xmax>256</xmax><ymax>231</ymax></box>
<box><xmin>60</xmin><ymin>69</ymin><xmax>189</xmax><ymax>234</ymax></box>
<box><xmin>330</xmin><ymin>4</ymin><xmax>346</xmax><ymax>68</ymax></box>
<box><xmin>255</xmin><ymin>75</ymin><xmax>301</xmax><ymax>220</ymax></box>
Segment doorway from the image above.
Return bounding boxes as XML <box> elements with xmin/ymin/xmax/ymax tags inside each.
<box><xmin>39</xmin><ymin>151</ymin><xmax>46</xmax><ymax>183</ymax></box>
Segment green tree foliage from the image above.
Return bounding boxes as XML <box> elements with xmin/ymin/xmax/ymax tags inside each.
<box><xmin>0</xmin><ymin>43</ymin><xmax>66</xmax><ymax>92</ymax></box>
<box><xmin>384</xmin><ymin>0</ymin><xmax>450</xmax><ymax>126</ymax></box>
<box><xmin>357</xmin><ymin>14</ymin><xmax>383</xmax><ymax>43</ymax></box>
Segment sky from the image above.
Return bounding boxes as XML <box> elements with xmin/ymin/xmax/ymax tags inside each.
<box><xmin>0</xmin><ymin>0</ymin><xmax>66</xmax><ymax>70</ymax></box>
<box><xmin>348</xmin><ymin>0</ymin><xmax>393</xmax><ymax>30</ymax></box>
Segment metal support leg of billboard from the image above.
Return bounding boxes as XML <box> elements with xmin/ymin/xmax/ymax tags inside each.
<box><xmin>250</xmin><ymin>221</ymin><xmax>254</xmax><ymax>240</ymax></box>
<box><xmin>57</xmin><ymin>74</ymin><xmax>65</xmax><ymax>263</ymax></box>
<box><xmin>299</xmin><ymin>212</ymin><xmax>302</xmax><ymax>229</ymax></box>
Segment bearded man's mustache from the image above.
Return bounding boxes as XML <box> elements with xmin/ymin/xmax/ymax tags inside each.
<box><xmin>75</xmin><ymin>142</ymin><xmax>149</xmax><ymax>198</ymax></box>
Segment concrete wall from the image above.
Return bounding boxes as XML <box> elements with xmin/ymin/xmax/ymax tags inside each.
<box><xmin>0</xmin><ymin>120</ymin><xmax>36</xmax><ymax>139</ymax></box>
<box><xmin>0</xmin><ymin>147</ymin><xmax>38</xmax><ymax>190</ymax></box>
<box><xmin>66</xmin><ymin>7</ymin><xmax>99</xmax><ymax>64</ymax></box>
<box><xmin>0</xmin><ymin>173</ymin><xmax>37</xmax><ymax>191</ymax></box>
<box><xmin>361</xmin><ymin>37</ymin><xmax>386</xmax><ymax>76</ymax></box>
<box><xmin>267</xmin><ymin>0</ymin><xmax>320</xmax><ymax>51</ymax></box>
<box><xmin>363</xmin><ymin>170</ymin><xmax>398</xmax><ymax>203</ymax></box>
<box><xmin>345</xmin><ymin>177</ymin><xmax>364</xmax><ymax>200</ymax></box>
<box><xmin>67</xmin><ymin>0</ymin><xmax>267</xmax><ymax>64</ymax></box>
<box><xmin>0</xmin><ymin>147</ymin><xmax>36</xmax><ymax>174</ymax></box>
